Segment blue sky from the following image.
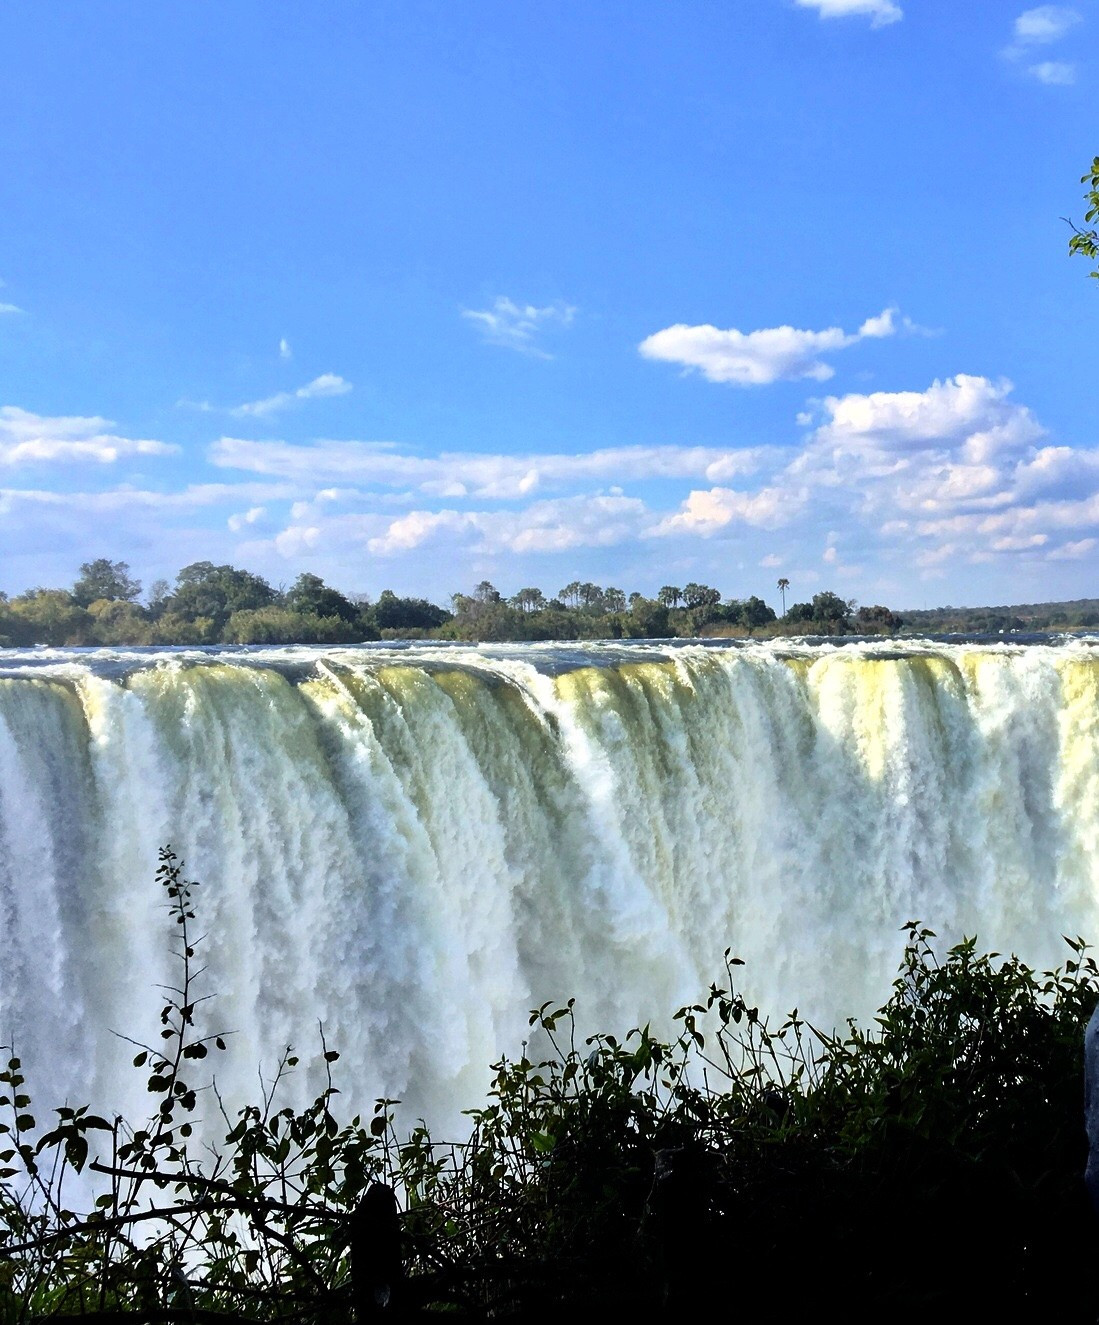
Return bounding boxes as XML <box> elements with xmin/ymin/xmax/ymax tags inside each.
<box><xmin>0</xmin><ymin>1</ymin><xmax>1096</xmax><ymax>611</ymax></box>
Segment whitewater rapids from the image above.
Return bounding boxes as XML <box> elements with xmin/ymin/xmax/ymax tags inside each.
<box><xmin>1</xmin><ymin>637</ymin><xmax>1097</xmax><ymax>1135</ymax></box>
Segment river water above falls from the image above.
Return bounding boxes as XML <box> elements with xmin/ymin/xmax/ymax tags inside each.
<box><xmin>2</xmin><ymin>636</ymin><xmax>1098</xmax><ymax>1135</ymax></box>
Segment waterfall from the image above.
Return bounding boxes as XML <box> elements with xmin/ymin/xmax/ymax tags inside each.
<box><xmin>1</xmin><ymin>639</ymin><xmax>1097</xmax><ymax>1136</ymax></box>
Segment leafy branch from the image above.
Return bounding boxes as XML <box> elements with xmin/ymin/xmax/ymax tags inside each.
<box><xmin>1066</xmin><ymin>154</ymin><xmax>1099</xmax><ymax>279</ymax></box>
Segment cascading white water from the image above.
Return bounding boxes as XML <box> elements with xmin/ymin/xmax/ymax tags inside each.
<box><xmin>1</xmin><ymin>638</ymin><xmax>1097</xmax><ymax>1138</ymax></box>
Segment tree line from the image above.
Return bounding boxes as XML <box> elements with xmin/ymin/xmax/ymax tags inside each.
<box><xmin>0</xmin><ymin>558</ymin><xmax>904</xmax><ymax>646</ymax></box>
<box><xmin>445</xmin><ymin>578</ymin><xmax>902</xmax><ymax>641</ymax></box>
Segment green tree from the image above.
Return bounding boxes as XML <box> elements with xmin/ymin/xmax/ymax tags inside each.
<box><xmin>1067</xmin><ymin>155</ymin><xmax>1099</xmax><ymax>279</ymax></box>
<box><xmin>444</xmin><ymin>592</ymin><xmax>523</xmax><ymax>641</ymax></box>
<box><xmin>509</xmin><ymin>587</ymin><xmax>546</xmax><ymax>613</ymax></box>
<box><xmin>742</xmin><ymin>595</ymin><xmax>776</xmax><ymax>630</ymax></box>
<box><xmin>86</xmin><ymin>598</ymin><xmax>151</xmax><ymax>644</ymax></box>
<box><xmin>285</xmin><ymin>572</ymin><xmax>358</xmax><ymax>621</ymax></box>
<box><xmin>146</xmin><ymin>577</ymin><xmax>171</xmax><ymax>617</ymax></box>
<box><xmin>657</xmin><ymin>585</ymin><xmax>682</xmax><ymax>608</ymax></box>
<box><xmin>777</xmin><ymin>577</ymin><xmax>790</xmax><ymax>615</ymax></box>
<box><xmin>145</xmin><ymin>611</ymin><xmax>218</xmax><ymax>644</ymax></box>
<box><xmin>811</xmin><ymin>590</ymin><xmax>854</xmax><ymax>632</ymax></box>
<box><xmin>558</xmin><ymin>581</ymin><xmax>583</xmax><ymax>608</ymax></box>
<box><xmin>7</xmin><ymin>589</ymin><xmax>94</xmax><ymax>645</ymax></box>
<box><xmin>682</xmin><ymin>582</ymin><xmax>720</xmax><ymax>609</ymax></box>
<box><xmin>855</xmin><ymin>603</ymin><xmax>902</xmax><ymax>634</ymax></box>
<box><xmin>474</xmin><ymin>580</ymin><xmax>502</xmax><ymax>603</ymax></box>
<box><xmin>168</xmin><ymin>562</ymin><xmax>276</xmax><ymax>630</ymax></box>
<box><xmin>223</xmin><ymin>606</ymin><xmax>364</xmax><ymax>644</ymax></box>
<box><xmin>625</xmin><ymin>596</ymin><xmax>672</xmax><ymax>638</ymax></box>
<box><xmin>72</xmin><ymin>558</ymin><xmax>142</xmax><ymax>607</ymax></box>
<box><xmin>372</xmin><ymin>589</ymin><xmax>450</xmax><ymax>631</ymax></box>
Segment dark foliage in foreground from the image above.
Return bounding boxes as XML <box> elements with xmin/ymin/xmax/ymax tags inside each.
<box><xmin>1</xmin><ymin>852</ymin><xmax>1097</xmax><ymax>1321</ymax></box>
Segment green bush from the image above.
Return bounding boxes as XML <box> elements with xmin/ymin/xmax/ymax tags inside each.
<box><xmin>2</xmin><ymin>863</ymin><xmax>1096</xmax><ymax>1320</ymax></box>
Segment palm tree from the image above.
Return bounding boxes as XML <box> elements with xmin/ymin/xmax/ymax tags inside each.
<box><xmin>777</xmin><ymin>577</ymin><xmax>790</xmax><ymax>615</ymax></box>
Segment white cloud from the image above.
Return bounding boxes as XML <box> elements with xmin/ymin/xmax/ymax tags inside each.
<box><xmin>857</xmin><ymin>308</ymin><xmax>897</xmax><ymax>338</ymax></box>
<box><xmin>369</xmin><ymin>495</ymin><xmax>649</xmax><ymax>556</ymax></box>
<box><xmin>230</xmin><ymin>373</ymin><xmax>352</xmax><ymax>420</ymax></box>
<box><xmin>267</xmin><ymin>493</ymin><xmax>651</xmax><ymax>559</ymax></box>
<box><xmin>780</xmin><ymin>374</ymin><xmax>1099</xmax><ymax>569</ymax></box>
<box><xmin>789</xmin><ymin>377</ymin><xmax>1048</xmax><ymax>520</ymax></box>
<box><xmin>210</xmin><ymin>437</ymin><xmax>765</xmax><ymax>498</ymax></box>
<box><xmin>0</xmin><ymin>302</ymin><xmax>22</xmax><ymax>315</ymax></box>
<box><xmin>0</xmin><ymin>482</ymin><xmax>291</xmax><ymax>513</ymax></box>
<box><xmin>367</xmin><ymin>510</ymin><xmax>477</xmax><ymax>555</ymax></box>
<box><xmin>461</xmin><ymin>297</ymin><xmax>576</xmax><ymax>356</ymax></box>
<box><xmin>279</xmin><ymin>338</ymin><xmax>292</xmax><ymax>360</ymax></box>
<box><xmin>655</xmin><ymin>485</ymin><xmax>805</xmax><ymax>536</ymax></box>
<box><xmin>0</xmin><ymin>406</ymin><xmax>178</xmax><ymax>465</ymax></box>
<box><xmin>638</xmin><ymin>306</ymin><xmax>900</xmax><ymax>386</ymax></box>
<box><xmin>1003</xmin><ymin>7</ymin><xmax>1082</xmax><ymax>80</ymax></box>
<box><xmin>1014</xmin><ymin>5</ymin><xmax>1081</xmax><ymax>43</ymax></box>
<box><xmin>1028</xmin><ymin>60</ymin><xmax>1077</xmax><ymax>83</ymax></box>
<box><xmin>794</xmin><ymin>0</ymin><xmax>902</xmax><ymax>28</ymax></box>
<box><xmin>228</xmin><ymin>505</ymin><xmax>267</xmax><ymax>532</ymax></box>
<box><xmin>1048</xmin><ymin>538</ymin><xmax>1097</xmax><ymax>559</ymax></box>
<box><xmin>800</xmin><ymin>374</ymin><xmax>1045</xmax><ymax>461</ymax></box>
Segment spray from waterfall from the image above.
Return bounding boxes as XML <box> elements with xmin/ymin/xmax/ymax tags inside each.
<box><xmin>0</xmin><ymin>639</ymin><xmax>1096</xmax><ymax>1135</ymax></box>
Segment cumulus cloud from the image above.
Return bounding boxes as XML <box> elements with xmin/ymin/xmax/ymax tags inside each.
<box><xmin>207</xmin><ymin>370</ymin><xmax>1099</xmax><ymax>581</ymax></box>
<box><xmin>801</xmin><ymin>374</ymin><xmax>1045</xmax><ymax>461</ymax></box>
<box><xmin>230</xmin><ymin>374</ymin><xmax>352</xmax><ymax>420</ymax></box>
<box><xmin>461</xmin><ymin>297</ymin><xmax>576</xmax><ymax>356</ymax></box>
<box><xmin>794</xmin><ymin>0</ymin><xmax>902</xmax><ymax>28</ymax></box>
<box><xmin>1014</xmin><ymin>5</ymin><xmax>1081</xmax><ymax>42</ymax></box>
<box><xmin>210</xmin><ymin>437</ymin><xmax>765</xmax><ymax>498</ymax></box>
<box><xmin>654</xmin><ymin>486</ymin><xmax>805</xmax><ymax>536</ymax></box>
<box><xmin>228</xmin><ymin>505</ymin><xmax>267</xmax><ymax>532</ymax></box>
<box><xmin>782</xmin><ymin>374</ymin><xmax>1099</xmax><ymax>568</ymax></box>
<box><xmin>0</xmin><ymin>406</ymin><xmax>178</xmax><ymax>465</ymax></box>
<box><xmin>789</xmin><ymin>375</ymin><xmax>1051</xmax><ymax>525</ymax></box>
<box><xmin>638</xmin><ymin>307</ymin><xmax>900</xmax><ymax>386</ymax></box>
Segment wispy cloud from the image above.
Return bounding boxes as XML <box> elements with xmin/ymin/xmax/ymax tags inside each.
<box><xmin>279</xmin><ymin>338</ymin><xmax>292</xmax><ymax>360</ymax></box>
<box><xmin>1028</xmin><ymin>59</ymin><xmax>1077</xmax><ymax>83</ymax></box>
<box><xmin>0</xmin><ymin>303</ymin><xmax>22</xmax><ymax>315</ymax></box>
<box><xmin>0</xmin><ymin>406</ymin><xmax>178</xmax><ymax>465</ymax></box>
<box><xmin>230</xmin><ymin>373</ymin><xmax>352</xmax><ymax>420</ymax></box>
<box><xmin>1003</xmin><ymin>6</ymin><xmax>1082</xmax><ymax>82</ymax></box>
<box><xmin>461</xmin><ymin>296</ymin><xmax>576</xmax><ymax>356</ymax></box>
<box><xmin>794</xmin><ymin>0</ymin><xmax>902</xmax><ymax>28</ymax></box>
<box><xmin>210</xmin><ymin>437</ymin><xmax>764</xmax><ymax>498</ymax></box>
<box><xmin>639</xmin><ymin>306</ymin><xmax>901</xmax><ymax>387</ymax></box>
<box><xmin>1014</xmin><ymin>5</ymin><xmax>1082</xmax><ymax>42</ymax></box>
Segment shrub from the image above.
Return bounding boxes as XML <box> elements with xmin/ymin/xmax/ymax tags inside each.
<box><xmin>1</xmin><ymin>866</ymin><xmax>1095</xmax><ymax>1319</ymax></box>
